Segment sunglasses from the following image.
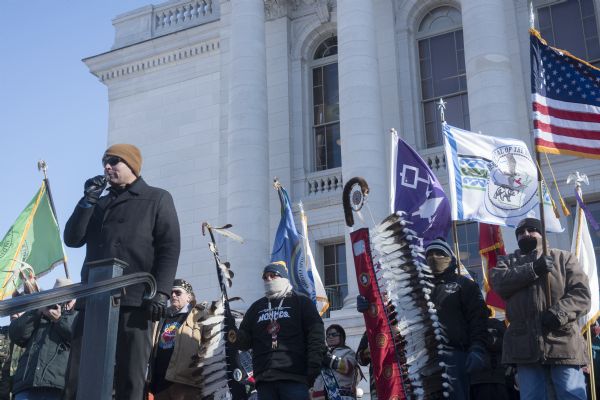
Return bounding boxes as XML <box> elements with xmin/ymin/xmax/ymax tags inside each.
<box><xmin>171</xmin><ymin>290</ymin><xmax>185</xmax><ymax>296</ymax></box>
<box><xmin>326</xmin><ymin>332</ymin><xmax>340</xmax><ymax>338</ymax></box>
<box><xmin>102</xmin><ymin>156</ymin><xmax>122</xmax><ymax>167</ymax></box>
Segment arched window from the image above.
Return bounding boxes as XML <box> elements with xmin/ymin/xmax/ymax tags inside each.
<box><xmin>311</xmin><ymin>36</ymin><xmax>341</xmax><ymax>171</ymax></box>
<box><xmin>537</xmin><ymin>0</ymin><xmax>600</xmax><ymax>66</ymax></box>
<box><xmin>417</xmin><ymin>6</ymin><xmax>469</xmax><ymax>148</ymax></box>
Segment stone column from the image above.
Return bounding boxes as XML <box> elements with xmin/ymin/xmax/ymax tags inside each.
<box><xmin>461</xmin><ymin>0</ymin><xmax>521</xmax><ymax>137</ymax></box>
<box><xmin>337</xmin><ymin>1</ymin><xmax>388</xmax><ymax>309</ymax></box>
<box><xmin>226</xmin><ymin>0</ymin><xmax>269</xmax><ymax>304</ymax></box>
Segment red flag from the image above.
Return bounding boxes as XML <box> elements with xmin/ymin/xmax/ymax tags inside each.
<box><xmin>350</xmin><ymin>228</ymin><xmax>407</xmax><ymax>400</ymax></box>
<box><xmin>479</xmin><ymin>223</ymin><xmax>506</xmax><ymax>311</ymax></box>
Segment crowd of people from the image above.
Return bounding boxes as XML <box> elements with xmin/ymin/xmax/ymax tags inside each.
<box><xmin>0</xmin><ymin>144</ymin><xmax>597</xmax><ymax>400</ymax></box>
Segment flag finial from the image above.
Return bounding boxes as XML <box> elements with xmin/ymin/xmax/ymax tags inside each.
<box><xmin>567</xmin><ymin>171</ymin><xmax>589</xmax><ymax>188</ymax></box>
<box><xmin>273</xmin><ymin>177</ymin><xmax>282</xmax><ymax>190</ymax></box>
<box><xmin>437</xmin><ymin>98</ymin><xmax>447</xmax><ymax>123</ymax></box>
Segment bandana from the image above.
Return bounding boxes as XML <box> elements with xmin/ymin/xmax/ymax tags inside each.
<box><xmin>264</xmin><ymin>277</ymin><xmax>292</xmax><ymax>299</ymax></box>
<box><xmin>427</xmin><ymin>254</ymin><xmax>452</xmax><ymax>275</ymax></box>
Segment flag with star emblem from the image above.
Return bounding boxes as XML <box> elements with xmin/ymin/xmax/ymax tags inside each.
<box><xmin>391</xmin><ymin>136</ymin><xmax>451</xmax><ymax>245</ymax></box>
<box><xmin>531</xmin><ymin>29</ymin><xmax>600</xmax><ymax>159</ymax></box>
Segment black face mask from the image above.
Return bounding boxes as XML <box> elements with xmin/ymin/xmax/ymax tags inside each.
<box><xmin>518</xmin><ymin>236</ymin><xmax>538</xmax><ymax>254</ymax></box>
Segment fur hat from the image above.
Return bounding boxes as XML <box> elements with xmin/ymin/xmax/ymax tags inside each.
<box><xmin>172</xmin><ymin>278</ymin><xmax>193</xmax><ymax>294</ymax></box>
<box><xmin>515</xmin><ymin>217</ymin><xmax>543</xmax><ymax>238</ymax></box>
<box><xmin>425</xmin><ymin>238</ymin><xmax>455</xmax><ymax>259</ymax></box>
<box><xmin>104</xmin><ymin>144</ymin><xmax>142</xmax><ymax>177</ymax></box>
<box><xmin>263</xmin><ymin>261</ymin><xmax>289</xmax><ymax>280</ymax></box>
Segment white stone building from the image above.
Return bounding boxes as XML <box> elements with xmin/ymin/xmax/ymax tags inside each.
<box><xmin>85</xmin><ymin>0</ymin><xmax>600</xmax><ymax>396</ymax></box>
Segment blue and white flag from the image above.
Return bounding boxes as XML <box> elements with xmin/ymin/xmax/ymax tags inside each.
<box><xmin>271</xmin><ymin>185</ymin><xmax>318</xmax><ymax>304</ymax></box>
<box><xmin>391</xmin><ymin>135</ymin><xmax>451</xmax><ymax>245</ymax></box>
<box><xmin>443</xmin><ymin>123</ymin><xmax>563</xmax><ymax>232</ymax></box>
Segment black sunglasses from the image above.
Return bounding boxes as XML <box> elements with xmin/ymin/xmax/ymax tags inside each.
<box><xmin>102</xmin><ymin>156</ymin><xmax>122</xmax><ymax>167</ymax></box>
<box><xmin>516</xmin><ymin>226</ymin><xmax>540</xmax><ymax>236</ymax></box>
<box><xmin>326</xmin><ymin>332</ymin><xmax>340</xmax><ymax>338</ymax></box>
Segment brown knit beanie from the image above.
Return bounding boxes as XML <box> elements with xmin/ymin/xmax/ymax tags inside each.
<box><xmin>104</xmin><ymin>144</ymin><xmax>142</xmax><ymax>176</ymax></box>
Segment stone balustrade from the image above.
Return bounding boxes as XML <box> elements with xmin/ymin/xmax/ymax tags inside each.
<box><xmin>421</xmin><ymin>146</ymin><xmax>447</xmax><ymax>171</ymax></box>
<box><xmin>154</xmin><ymin>0</ymin><xmax>215</xmax><ymax>32</ymax></box>
<box><xmin>306</xmin><ymin>168</ymin><xmax>343</xmax><ymax>196</ymax></box>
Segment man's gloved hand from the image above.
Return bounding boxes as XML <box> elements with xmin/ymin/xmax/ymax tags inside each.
<box><xmin>541</xmin><ymin>310</ymin><xmax>561</xmax><ymax>332</ymax></box>
<box><xmin>144</xmin><ymin>292</ymin><xmax>169</xmax><ymax>321</ymax></box>
<box><xmin>465</xmin><ymin>344</ymin><xmax>489</xmax><ymax>373</ymax></box>
<box><xmin>83</xmin><ymin>175</ymin><xmax>106</xmax><ymax>205</ymax></box>
<box><xmin>356</xmin><ymin>295</ymin><xmax>369</xmax><ymax>313</ymax></box>
<box><xmin>533</xmin><ymin>252</ymin><xmax>554</xmax><ymax>276</ymax></box>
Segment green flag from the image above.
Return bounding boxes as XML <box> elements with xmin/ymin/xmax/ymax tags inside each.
<box><xmin>0</xmin><ymin>181</ymin><xmax>66</xmax><ymax>299</ymax></box>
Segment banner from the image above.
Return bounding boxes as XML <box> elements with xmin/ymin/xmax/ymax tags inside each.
<box><xmin>0</xmin><ymin>181</ymin><xmax>66</xmax><ymax>299</ymax></box>
<box><xmin>571</xmin><ymin>188</ymin><xmax>599</xmax><ymax>332</ymax></box>
<box><xmin>443</xmin><ymin>123</ymin><xmax>563</xmax><ymax>232</ymax></box>
<box><xmin>479</xmin><ymin>223</ymin><xmax>506</xmax><ymax>311</ymax></box>
<box><xmin>391</xmin><ymin>135</ymin><xmax>451</xmax><ymax>244</ymax></box>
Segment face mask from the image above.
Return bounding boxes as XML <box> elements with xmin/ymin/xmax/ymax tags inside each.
<box><xmin>518</xmin><ymin>236</ymin><xmax>538</xmax><ymax>254</ymax></box>
<box><xmin>426</xmin><ymin>255</ymin><xmax>452</xmax><ymax>275</ymax></box>
<box><xmin>264</xmin><ymin>278</ymin><xmax>291</xmax><ymax>299</ymax></box>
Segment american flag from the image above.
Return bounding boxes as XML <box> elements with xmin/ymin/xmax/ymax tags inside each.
<box><xmin>531</xmin><ymin>29</ymin><xmax>600</xmax><ymax>160</ymax></box>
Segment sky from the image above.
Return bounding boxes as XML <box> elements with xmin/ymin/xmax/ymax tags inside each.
<box><xmin>0</xmin><ymin>1</ymin><xmax>154</xmax><ymax>292</ymax></box>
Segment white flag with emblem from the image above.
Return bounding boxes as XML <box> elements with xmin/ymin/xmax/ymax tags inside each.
<box><xmin>443</xmin><ymin>123</ymin><xmax>563</xmax><ymax>232</ymax></box>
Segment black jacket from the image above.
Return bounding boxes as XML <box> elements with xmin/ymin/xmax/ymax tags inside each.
<box><xmin>9</xmin><ymin>310</ymin><xmax>77</xmax><ymax>394</ymax></box>
<box><xmin>236</xmin><ymin>291</ymin><xmax>325</xmax><ymax>385</ymax></box>
<box><xmin>432</xmin><ymin>266</ymin><xmax>488</xmax><ymax>351</ymax></box>
<box><xmin>64</xmin><ymin>177</ymin><xmax>181</xmax><ymax>306</ymax></box>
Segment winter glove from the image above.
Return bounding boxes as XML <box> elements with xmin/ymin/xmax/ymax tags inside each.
<box><xmin>465</xmin><ymin>344</ymin><xmax>489</xmax><ymax>374</ymax></box>
<box><xmin>356</xmin><ymin>295</ymin><xmax>369</xmax><ymax>313</ymax></box>
<box><xmin>541</xmin><ymin>310</ymin><xmax>562</xmax><ymax>332</ymax></box>
<box><xmin>144</xmin><ymin>292</ymin><xmax>169</xmax><ymax>321</ymax></box>
<box><xmin>83</xmin><ymin>175</ymin><xmax>106</xmax><ymax>205</ymax></box>
<box><xmin>533</xmin><ymin>253</ymin><xmax>554</xmax><ymax>276</ymax></box>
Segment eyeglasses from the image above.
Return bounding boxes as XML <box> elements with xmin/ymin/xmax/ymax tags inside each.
<box><xmin>171</xmin><ymin>290</ymin><xmax>184</xmax><ymax>296</ymax></box>
<box><xmin>102</xmin><ymin>156</ymin><xmax>122</xmax><ymax>167</ymax></box>
<box><xmin>326</xmin><ymin>332</ymin><xmax>340</xmax><ymax>338</ymax></box>
<box><xmin>262</xmin><ymin>272</ymin><xmax>280</xmax><ymax>280</ymax></box>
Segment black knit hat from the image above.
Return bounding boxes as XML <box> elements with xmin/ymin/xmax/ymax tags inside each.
<box><xmin>515</xmin><ymin>218</ymin><xmax>543</xmax><ymax>238</ymax></box>
<box><xmin>425</xmin><ymin>238</ymin><xmax>455</xmax><ymax>259</ymax></box>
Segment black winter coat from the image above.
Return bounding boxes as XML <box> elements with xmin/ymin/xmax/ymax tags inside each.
<box><xmin>236</xmin><ymin>291</ymin><xmax>326</xmax><ymax>385</ymax></box>
<box><xmin>432</xmin><ymin>266</ymin><xmax>489</xmax><ymax>351</ymax></box>
<box><xmin>64</xmin><ymin>177</ymin><xmax>181</xmax><ymax>306</ymax></box>
<box><xmin>9</xmin><ymin>310</ymin><xmax>76</xmax><ymax>394</ymax></box>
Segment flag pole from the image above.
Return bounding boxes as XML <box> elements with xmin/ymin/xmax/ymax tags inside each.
<box><xmin>37</xmin><ymin>160</ymin><xmax>70</xmax><ymax>279</ymax></box>
<box><xmin>389</xmin><ymin>128</ymin><xmax>398</xmax><ymax>214</ymax></box>
<box><xmin>437</xmin><ymin>98</ymin><xmax>464</xmax><ymax>274</ymax></box>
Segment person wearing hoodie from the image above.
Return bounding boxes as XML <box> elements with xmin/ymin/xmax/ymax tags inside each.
<box><xmin>425</xmin><ymin>238</ymin><xmax>490</xmax><ymax>400</ymax></box>
<box><xmin>490</xmin><ymin>218</ymin><xmax>590</xmax><ymax>400</ymax></box>
<box><xmin>227</xmin><ymin>261</ymin><xmax>325</xmax><ymax>400</ymax></box>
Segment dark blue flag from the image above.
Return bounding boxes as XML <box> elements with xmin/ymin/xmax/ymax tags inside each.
<box><xmin>392</xmin><ymin>137</ymin><xmax>451</xmax><ymax>245</ymax></box>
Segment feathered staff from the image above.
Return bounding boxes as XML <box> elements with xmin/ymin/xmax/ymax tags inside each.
<box><xmin>201</xmin><ymin>222</ymin><xmax>248</xmax><ymax>399</ymax></box>
<box><xmin>343</xmin><ymin>178</ymin><xmax>450</xmax><ymax>399</ymax></box>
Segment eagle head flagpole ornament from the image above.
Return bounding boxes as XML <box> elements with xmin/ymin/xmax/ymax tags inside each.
<box><xmin>343</xmin><ymin>174</ymin><xmax>450</xmax><ymax>399</ymax></box>
<box><xmin>201</xmin><ymin>222</ymin><xmax>248</xmax><ymax>399</ymax></box>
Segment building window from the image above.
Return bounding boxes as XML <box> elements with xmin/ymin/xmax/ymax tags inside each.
<box><xmin>311</xmin><ymin>36</ymin><xmax>341</xmax><ymax>171</ymax></box>
<box><xmin>538</xmin><ymin>0</ymin><xmax>600</xmax><ymax>66</ymax></box>
<box><xmin>447</xmin><ymin>222</ymin><xmax>482</xmax><ymax>287</ymax></box>
<box><xmin>417</xmin><ymin>6</ymin><xmax>469</xmax><ymax>148</ymax></box>
<box><xmin>323</xmin><ymin>242</ymin><xmax>347</xmax><ymax>313</ymax></box>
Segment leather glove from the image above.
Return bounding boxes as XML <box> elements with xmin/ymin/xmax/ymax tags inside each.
<box><xmin>465</xmin><ymin>344</ymin><xmax>489</xmax><ymax>373</ymax></box>
<box><xmin>83</xmin><ymin>175</ymin><xmax>106</xmax><ymax>205</ymax></box>
<box><xmin>533</xmin><ymin>252</ymin><xmax>554</xmax><ymax>276</ymax></box>
<box><xmin>356</xmin><ymin>295</ymin><xmax>369</xmax><ymax>313</ymax></box>
<box><xmin>541</xmin><ymin>310</ymin><xmax>561</xmax><ymax>332</ymax></box>
<box><xmin>144</xmin><ymin>292</ymin><xmax>169</xmax><ymax>321</ymax></box>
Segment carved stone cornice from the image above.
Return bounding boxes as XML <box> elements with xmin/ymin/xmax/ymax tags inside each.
<box><xmin>263</xmin><ymin>0</ymin><xmax>330</xmax><ymax>21</ymax></box>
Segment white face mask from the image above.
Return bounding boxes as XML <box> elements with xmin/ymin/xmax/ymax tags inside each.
<box><xmin>264</xmin><ymin>277</ymin><xmax>292</xmax><ymax>299</ymax></box>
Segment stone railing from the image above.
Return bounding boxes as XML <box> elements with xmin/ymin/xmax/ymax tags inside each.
<box><xmin>112</xmin><ymin>0</ymin><xmax>220</xmax><ymax>49</ymax></box>
<box><xmin>306</xmin><ymin>168</ymin><xmax>343</xmax><ymax>196</ymax></box>
<box><xmin>154</xmin><ymin>0</ymin><xmax>216</xmax><ymax>33</ymax></box>
<box><xmin>420</xmin><ymin>146</ymin><xmax>447</xmax><ymax>172</ymax></box>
